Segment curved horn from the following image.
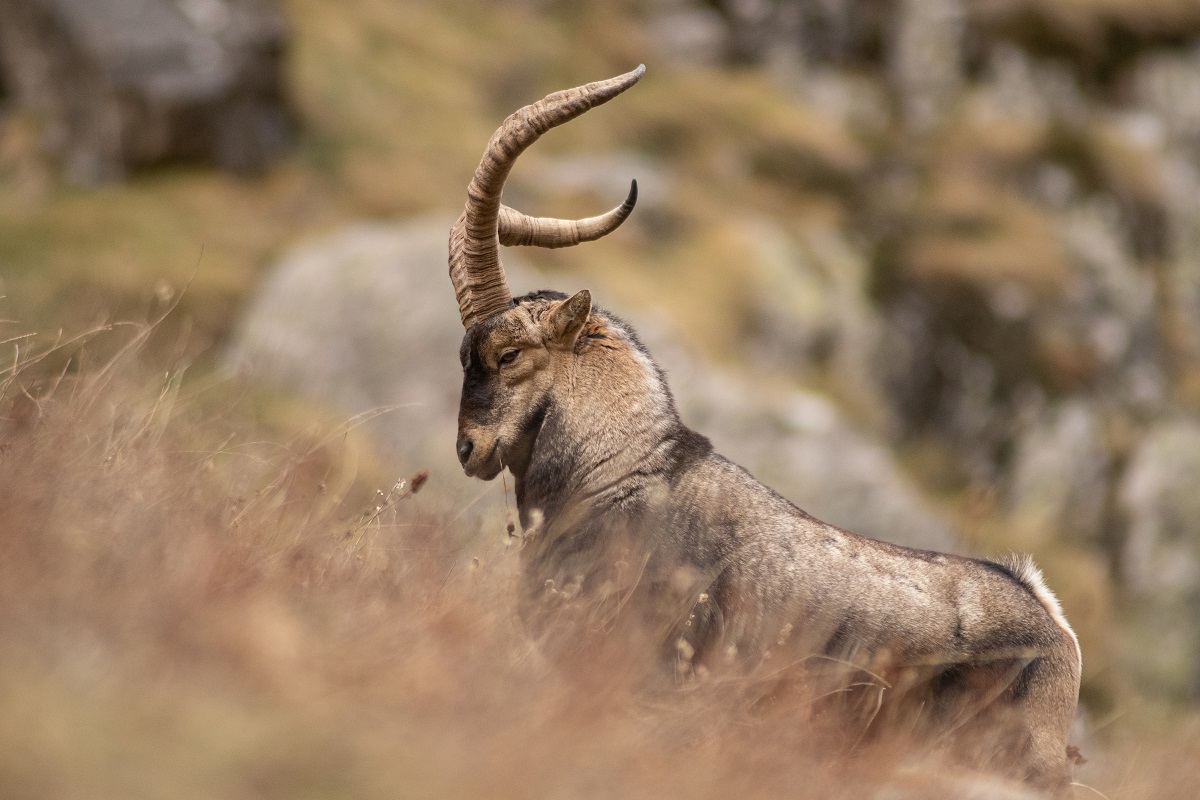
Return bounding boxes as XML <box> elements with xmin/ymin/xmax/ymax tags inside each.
<box><xmin>449</xmin><ymin>65</ymin><xmax>645</xmax><ymax>328</ymax></box>
<box><xmin>498</xmin><ymin>180</ymin><xmax>637</xmax><ymax>249</ymax></box>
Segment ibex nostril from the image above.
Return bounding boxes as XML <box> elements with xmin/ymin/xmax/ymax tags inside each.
<box><xmin>456</xmin><ymin>438</ymin><xmax>474</xmax><ymax>465</ymax></box>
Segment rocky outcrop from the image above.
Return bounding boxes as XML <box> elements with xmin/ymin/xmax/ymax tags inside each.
<box><xmin>890</xmin><ymin>0</ymin><xmax>965</xmax><ymax>131</ymax></box>
<box><xmin>224</xmin><ymin>219</ymin><xmax>483</xmax><ymax>499</ymax></box>
<box><xmin>1118</xmin><ymin>417</ymin><xmax>1200</xmax><ymax>697</ymax></box>
<box><xmin>0</xmin><ymin>0</ymin><xmax>291</xmax><ymax>182</ymax></box>
<box><xmin>1120</xmin><ymin>418</ymin><xmax>1200</xmax><ymax>598</ymax></box>
<box><xmin>972</xmin><ymin>0</ymin><xmax>1200</xmax><ymax>87</ymax></box>
<box><xmin>1004</xmin><ymin>400</ymin><xmax>1110</xmax><ymax>545</ymax></box>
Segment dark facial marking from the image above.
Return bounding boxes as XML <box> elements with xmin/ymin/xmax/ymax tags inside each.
<box><xmin>459</xmin><ymin>329</ymin><xmax>498</xmax><ymax>423</ymax></box>
<box><xmin>459</xmin><ymin>333</ymin><xmax>472</xmax><ymax>369</ymax></box>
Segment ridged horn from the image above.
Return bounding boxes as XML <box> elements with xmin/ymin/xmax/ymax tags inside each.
<box><xmin>498</xmin><ymin>180</ymin><xmax>638</xmax><ymax>249</ymax></box>
<box><xmin>449</xmin><ymin>65</ymin><xmax>645</xmax><ymax>328</ymax></box>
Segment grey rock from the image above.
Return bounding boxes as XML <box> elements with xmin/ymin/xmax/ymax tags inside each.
<box><xmin>1005</xmin><ymin>400</ymin><xmax>1110</xmax><ymax>544</ymax></box>
<box><xmin>0</xmin><ymin>0</ymin><xmax>291</xmax><ymax>181</ymax></box>
<box><xmin>651</xmin><ymin>0</ymin><xmax>892</xmax><ymax>71</ymax></box>
<box><xmin>788</xmin><ymin>69</ymin><xmax>890</xmax><ymax>138</ymax></box>
<box><xmin>225</xmin><ymin>218</ymin><xmax>523</xmax><ymax>513</ymax></box>
<box><xmin>1130</xmin><ymin>45</ymin><xmax>1200</xmax><ymax>149</ymax></box>
<box><xmin>1159</xmin><ymin>151</ymin><xmax>1200</xmax><ymax>360</ymax></box>
<box><xmin>696</xmin><ymin>0</ymin><xmax>801</xmax><ymax>66</ymax></box>
<box><xmin>645</xmin><ymin>1</ymin><xmax>728</xmax><ymax>67</ymax></box>
<box><xmin>970</xmin><ymin>44</ymin><xmax>1090</xmax><ymax>130</ymax></box>
<box><xmin>1061</xmin><ymin>200</ymin><xmax>1167</xmax><ymax>414</ymax></box>
<box><xmin>875</xmin><ymin>294</ymin><xmax>1009</xmax><ymax>484</ymax></box>
<box><xmin>728</xmin><ymin>215</ymin><xmax>883</xmax><ymax>408</ymax></box>
<box><xmin>1119</xmin><ymin>418</ymin><xmax>1200</xmax><ymax>598</ymax></box>
<box><xmin>1117</xmin><ymin>416</ymin><xmax>1200</xmax><ymax>697</ymax></box>
<box><xmin>889</xmin><ymin>0</ymin><xmax>965</xmax><ymax>132</ymax></box>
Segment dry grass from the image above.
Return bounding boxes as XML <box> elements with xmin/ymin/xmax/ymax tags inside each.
<box><xmin>899</xmin><ymin>175</ymin><xmax>1072</xmax><ymax>298</ymax></box>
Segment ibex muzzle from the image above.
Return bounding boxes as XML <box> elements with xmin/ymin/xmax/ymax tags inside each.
<box><xmin>447</xmin><ymin>66</ymin><xmax>1082</xmax><ymax>794</ymax></box>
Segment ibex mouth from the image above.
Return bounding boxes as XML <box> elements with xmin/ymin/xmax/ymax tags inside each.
<box><xmin>462</xmin><ymin>443</ymin><xmax>504</xmax><ymax>481</ymax></box>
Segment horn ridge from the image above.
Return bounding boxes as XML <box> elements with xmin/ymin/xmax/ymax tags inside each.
<box><xmin>498</xmin><ymin>180</ymin><xmax>638</xmax><ymax>249</ymax></box>
<box><xmin>449</xmin><ymin>213</ymin><xmax>477</xmax><ymax>327</ymax></box>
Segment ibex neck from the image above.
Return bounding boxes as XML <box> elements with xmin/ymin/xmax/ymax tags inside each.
<box><xmin>514</xmin><ymin>311</ymin><xmax>678</xmax><ymax>529</ymax></box>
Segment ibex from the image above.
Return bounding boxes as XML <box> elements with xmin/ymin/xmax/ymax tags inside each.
<box><xmin>447</xmin><ymin>66</ymin><xmax>1081</xmax><ymax>792</ymax></box>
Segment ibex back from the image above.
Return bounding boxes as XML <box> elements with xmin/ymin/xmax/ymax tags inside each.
<box><xmin>447</xmin><ymin>66</ymin><xmax>1081</xmax><ymax>793</ymax></box>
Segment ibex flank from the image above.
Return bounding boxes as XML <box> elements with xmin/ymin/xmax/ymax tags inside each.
<box><xmin>447</xmin><ymin>66</ymin><xmax>1081</xmax><ymax>793</ymax></box>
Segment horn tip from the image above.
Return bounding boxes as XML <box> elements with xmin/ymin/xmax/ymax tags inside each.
<box><xmin>615</xmin><ymin>65</ymin><xmax>645</xmax><ymax>88</ymax></box>
<box><xmin>626</xmin><ymin>179</ymin><xmax>638</xmax><ymax>208</ymax></box>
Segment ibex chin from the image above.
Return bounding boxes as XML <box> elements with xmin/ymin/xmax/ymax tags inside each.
<box><xmin>447</xmin><ymin>66</ymin><xmax>1081</xmax><ymax>792</ymax></box>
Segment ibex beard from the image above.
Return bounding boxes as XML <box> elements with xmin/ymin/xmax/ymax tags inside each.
<box><xmin>447</xmin><ymin>66</ymin><xmax>1082</xmax><ymax>794</ymax></box>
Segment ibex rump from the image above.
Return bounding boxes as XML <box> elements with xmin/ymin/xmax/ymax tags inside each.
<box><xmin>447</xmin><ymin>66</ymin><xmax>1081</xmax><ymax>792</ymax></box>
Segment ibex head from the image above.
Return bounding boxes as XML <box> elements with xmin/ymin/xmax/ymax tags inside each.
<box><xmin>449</xmin><ymin>67</ymin><xmax>644</xmax><ymax>480</ymax></box>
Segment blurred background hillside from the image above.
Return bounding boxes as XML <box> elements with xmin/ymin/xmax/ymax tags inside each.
<box><xmin>4</xmin><ymin>0</ymin><xmax>1200</xmax><ymax>796</ymax></box>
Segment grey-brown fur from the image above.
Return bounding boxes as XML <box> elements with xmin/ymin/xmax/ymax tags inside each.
<box><xmin>449</xmin><ymin>70</ymin><xmax>1082</xmax><ymax>794</ymax></box>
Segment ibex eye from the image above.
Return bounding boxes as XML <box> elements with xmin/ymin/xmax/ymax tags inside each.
<box><xmin>499</xmin><ymin>349</ymin><xmax>519</xmax><ymax>366</ymax></box>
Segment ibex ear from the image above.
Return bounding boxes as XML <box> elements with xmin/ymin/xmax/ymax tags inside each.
<box><xmin>549</xmin><ymin>290</ymin><xmax>592</xmax><ymax>344</ymax></box>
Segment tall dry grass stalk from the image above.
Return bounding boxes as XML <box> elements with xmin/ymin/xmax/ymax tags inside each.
<box><xmin>0</xmin><ymin>320</ymin><xmax>1180</xmax><ymax>799</ymax></box>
